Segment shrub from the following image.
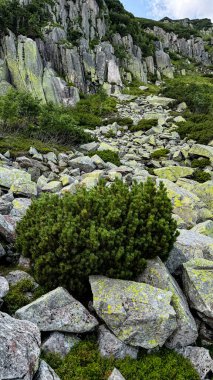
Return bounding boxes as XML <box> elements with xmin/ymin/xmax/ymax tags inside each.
<box><xmin>88</xmin><ymin>150</ymin><xmax>121</xmax><ymax>166</ymax></box>
<box><xmin>44</xmin><ymin>340</ymin><xmax>199</xmax><ymax>380</ymax></box>
<box><xmin>3</xmin><ymin>278</ymin><xmax>44</xmax><ymax>314</ymax></box>
<box><xmin>130</xmin><ymin>118</ymin><xmax>158</xmax><ymax>132</ymax></box>
<box><xmin>103</xmin><ymin>117</ymin><xmax>133</xmax><ymax>127</ymax></box>
<box><xmin>16</xmin><ymin>179</ymin><xmax>178</xmax><ymax>298</ymax></box>
<box><xmin>191</xmin><ymin>169</ymin><xmax>211</xmax><ymax>183</ymax></box>
<box><xmin>151</xmin><ymin>149</ymin><xmax>170</xmax><ymax>159</ymax></box>
<box><xmin>191</xmin><ymin>158</ymin><xmax>210</xmax><ymax>169</ymax></box>
<box><xmin>177</xmin><ymin>115</ymin><xmax>213</xmax><ymax>144</ymax></box>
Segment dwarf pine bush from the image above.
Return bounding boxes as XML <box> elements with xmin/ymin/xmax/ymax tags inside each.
<box><xmin>16</xmin><ymin>179</ymin><xmax>178</xmax><ymax>298</ymax></box>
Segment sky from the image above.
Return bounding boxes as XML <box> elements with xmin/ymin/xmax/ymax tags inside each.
<box><xmin>120</xmin><ymin>0</ymin><xmax>213</xmax><ymax>21</ymax></box>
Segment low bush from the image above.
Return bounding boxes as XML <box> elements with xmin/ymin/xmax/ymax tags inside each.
<box><xmin>130</xmin><ymin>118</ymin><xmax>158</xmax><ymax>132</ymax></box>
<box><xmin>43</xmin><ymin>340</ymin><xmax>200</xmax><ymax>380</ymax></box>
<box><xmin>103</xmin><ymin>117</ymin><xmax>133</xmax><ymax>127</ymax></box>
<box><xmin>16</xmin><ymin>179</ymin><xmax>178</xmax><ymax>298</ymax></box>
<box><xmin>191</xmin><ymin>169</ymin><xmax>211</xmax><ymax>183</ymax></box>
<box><xmin>177</xmin><ymin>115</ymin><xmax>213</xmax><ymax>144</ymax></box>
<box><xmin>151</xmin><ymin>149</ymin><xmax>170</xmax><ymax>159</ymax></box>
<box><xmin>191</xmin><ymin>158</ymin><xmax>210</xmax><ymax>169</ymax></box>
<box><xmin>88</xmin><ymin>150</ymin><xmax>121</xmax><ymax>166</ymax></box>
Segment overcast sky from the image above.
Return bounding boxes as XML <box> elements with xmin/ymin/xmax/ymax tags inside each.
<box><xmin>120</xmin><ymin>0</ymin><xmax>213</xmax><ymax>21</ymax></box>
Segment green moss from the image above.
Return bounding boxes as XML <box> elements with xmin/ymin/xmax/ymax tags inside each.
<box><xmin>44</xmin><ymin>340</ymin><xmax>199</xmax><ymax>380</ymax></box>
<box><xmin>88</xmin><ymin>150</ymin><xmax>121</xmax><ymax>166</ymax></box>
<box><xmin>191</xmin><ymin>169</ymin><xmax>211</xmax><ymax>183</ymax></box>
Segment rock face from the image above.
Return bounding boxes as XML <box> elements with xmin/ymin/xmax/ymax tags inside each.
<box><xmin>34</xmin><ymin>360</ymin><xmax>60</xmax><ymax>380</ymax></box>
<box><xmin>176</xmin><ymin>346</ymin><xmax>213</xmax><ymax>380</ymax></box>
<box><xmin>182</xmin><ymin>258</ymin><xmax>213</xmax><ymax>327</ymax></box>
<box><xmin>15</xmin><ymin>287</ymin><xmax>98</xmax><ymax>332</ymax></box>
<box><xmin>42</xmin><ymin>331</ymin><xmax>81</xmax><ymax>358</ymax></box>
<box><xmin>138</xmin><ymin>257</ymin><xmax>198</xmax><ymax>348</ymax></box>
<box><xmin>90</xmin><ymin>276</ymin><xmax>177</xmax><ymax>349</ymax></box>
<box><xmin>0</xmin><ymin>311</ymin><xmax>41</xmax><ymax>380</ymax></box>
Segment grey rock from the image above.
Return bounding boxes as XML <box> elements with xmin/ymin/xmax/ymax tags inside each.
<box><xmin>42</xmin><ymin>331</ymin><xmax>80</xmax><ymax>357</ymax></box>
<box><xmin>69</xmin><ymin>156</ymin><xmax>96</xmax><ymax>173</ymax></box>
<box><xmin>0</xmin><ymin>214</ymin><xmax>16</xmax><ymax>242</ymax></box>
<box><xmin>108</xmin><ymin>368</ymin><xmax>126</xmax><ymax>380</ymax></box>
<box><xmin>15</xmin><ymin>287</ymin><xmax>98</xmax><ymax>333</ymax></box>
<box><xmin>90</xmin><ymin>276</ymin><xmax>177</xmax><ymax>349</ymax></box>
<box><xmin>34</xmin><ymin>360</ymin><xmax>60</xmax><ymax>380</ymax></box>
<box><xmin>176</xmin><ymin>346</ymin><xmax>213</xmax><ymax>380</ymax></box>
<box><xmin>98</xmin><ymin>325</ymin><xmax>138</xmax><ymax>359</ymax></box>
<box><xmin>0</xmin><ymin>276</ymin><xmax>9</xmax><ymax>298</ymax></box>
<box><xmin>5</xmin><ymin>270</ymin><xmax>37</xmax><ymax>287</ymax></box>
<box><xmin>0</xmin><ymin>311</ymin><xmax>41</xmax><ymax>380</ymax></box>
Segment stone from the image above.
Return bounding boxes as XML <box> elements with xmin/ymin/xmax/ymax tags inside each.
<box><xmin>80</xmin><ymin>142</ymin><xmax>99</xmax><ymax>152</ymax></box>
<box><xmin>15</xmin><ymin>287</ymin><xmax>98</xmax><ymax>333</ymax></box>
<box><xmin>0</xmin><ymin>243</ymin><xmax>6</xmax><ymax>258</ymax></box>
<box><xmin>0</xmin><ymin>167</ymin><xmax>31</xmax><ymax>189</ymax></box>
<box><xmin>44</xmin><ymin>152</ymin><xmax>57</xmax><ymax>163</ymax></box>
<box><xmin>182</xmin><ymin>258</ymin><xmax>213</xmax><ymax>327</ymax></box>
<box><xmin>177</xmin><ymin>102</ymin><xmax>187</xmax><ymax>112</ymax></box>
<box><xmin>191</xmin><ymin>220</ymin><xmax>213</xmax><ymax>238</ymax></box>
<box><xmin>98</xmin><ymin>142</ymin><xmax>119</xmax><ymax>153</ymax></box>
<box><xmin>0</xmin><ymin>276</ymin><xmax>9</xmax><ymax>298</ymax></box>
<box><xmin>10</xmin><ymin>198</ymin><xmax>31</xmax><ymax>218</ymax></box>
<box><xmin>90</xmin><ymin>276</ymin><xmax>177</xmax><ymax>349</ymax></box>
<box><xmin>0</xmin><ymin>311</ymin><xmax>40</xmax><ymax>380</ymax></box>
<box><xmin>34</xmin><ymin>360</ymin><xmax>60</xmax><ymax>380</ymax></box>
<box><xmin>42</xmin><ymin>331</ymin><xmax>80</xmax><ymax>358</ymax></box>
<box><xmin>166</xmin><ymin>229</ymin><xmax>213</xmax><ymax>274</ymax></box>
<box><xmin>176</xmin><ymin>346</ymin><xmax>213</xmax><ymax>380</ymax></box>
<box><xmin>147</xmin><ymin>95</ymin><xmax>175</xmax><ymax>107</ymax></box>
<box><xmin>174</xmin><ymin>116</ymin><xmax>186</xmax><ymax>123</ymax></box>
<box><xmin>69</xmin><ymin>156</ymin><xmax>96</xmax><ymax>173</ymax></box>
<box><xmin>10</xmin><ymin>179</ymin><xmax>38</xmax><ymax>197</ymax></box>
<box><xmin>108</xmin><ymin>368</ymin><xmax>126</xmax><ymax>380</ymax></box>
<box><xmin>189</xmin><ymin>144</ymin><xmax>213</xmax><ymax>160</ymax></box>
<box><xmin>138</xmin><ymin>257</ymin><xmax>198</xmax><ymax>348</ymax></box>
<box><xmin>0</xmin><ymin>199</ymin><xmax>13</xmax><ymax>214</ymax></box>
<box><xmin>42</xmin><ymin>181</ymin><xmax>62</xmax><ymax>193</ymax></box>
<box><xmin>0</xmin><ymin>214</ymin><xmax>16</xmax><ymax>242</ymax></box>
<box><xmin>154</xmin><ymin>166</ymin><xmax>194</xmax><ymax>182</ymax></box>
<box><xmin>98</xmin><ymin>325</ymin><xmax>138</xmax><ymax>359</ymax></box>
<box><xmin>5</xmin><ymin>270</ymin><xmax>37</xmax><ymax>287</ymax></box>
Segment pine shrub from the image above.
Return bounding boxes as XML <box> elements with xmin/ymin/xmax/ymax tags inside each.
<box><xmin>16</xmin><ymin>179</ymin><xmax>178</xmax><ymax>298</ymax></box>
<box><xmin>130</xmin><ymin>119</ymin><xmax>158</xmax><ymax>132</ymax></box>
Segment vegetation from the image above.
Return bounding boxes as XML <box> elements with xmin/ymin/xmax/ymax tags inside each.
<box><xmin>191</xmin><ymin>169</ymin><xmax>211</xmax><ymax>183</ymax></box>
<box><xmin>191</xmin><ymin>158</ymin><xmax>211</xmax><ymax>169</ymax></box>
<box><xmin>88</xmin><ymin>150</ymin><xmax>121</xmax><ymax>166</ymax></box>
<box><xmin>151</xmin><ymin>149</ymin><xmax>170</xmax><ymax>159</ymax></box>
<box><xmin>103</xmin><ymin>117</ymin><xmax>133</xmax><ymax>127</ymax></box>
<box><xmin>130</xmin><ymin>118</ymin><xmax>158</xmax><ymax>132</ymax></box>
<box><xmin>3</xmin><ymin>278</ymin><xmax>44</xmax><ymax>314</ymax></box>
<box><xmin>43</xmin><ymin>340</ymin><xmax>200</xmax><ymax>380</ymax></box>
<box><xmin>16</xmin><ymin>179</ymin><xmax>178</xmax><ymax>298</ymax></box>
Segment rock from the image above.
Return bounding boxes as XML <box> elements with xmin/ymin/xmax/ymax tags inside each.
<box><xmin>177</xmin><ymin>102</ymin><xmax>187</xmax><ymax>112</ymax></box>
<box><xmin>42</xmin><ymin>181</ymin><xmax>62</xmax><ymax>193</ymax></box>
<box><xmin>138</xmin><ymin>257</ymin><xmax>198</xmax><ymax>348</ymax></box>
<box><xmin>166</xmin><ymin>229</ymin><xmax>213</xmax><ymax>274</ymax></box>
<box><xmin>34</xmin><ymin>360</ymin><xmax>60</xmax><ymax>380</ymax></box>
<box><xmin>81</xmin><ymin>170</ymin><xmax>103</xmax><ymax>189</ymax></box>
<box><xmin>43</xmin><ymin>152</ymin><xmax>57</xmax><ymax>164</ymax></box>
<box><xmin>108</xmin><ymin>368</ymin><xmax>126</xmax><ymax>380</ymax></box>
<box><xmin>147</xmin><ymin>95</ymin><xmax>175</xmax><ymax>106</ymax></box>
<box><xmin>0</xmin><ymin>167</ymin><xmax>31</xmax><ymax>189</ymax></box>
<box><xmin>15</xmin><ymin>287</ymin><xmax>98</xmax><ymax>332</ymax></box>
<box><xmin>189</xmin><ymin>144</ymin><xmax>213</xmax><ymax>160</ymax></box>
<box><xmin>0</xmin><ymin>214</ymin><xmax>16</xmax><ymax>242</ymax></box>
<box><xmin>42</xmin><ymin>331</ymin><xmax>80</xmax><ymax>358</ymax></box>
<box><xmin>182</xmin><ymin>258</ymin><xmax>213</xmax><ymax>327</ymax></box>
<box><xmin>10</xmin><ymin>198</ymin><xmax>31</xmax><ymax>218</ymax></box>
<box><xmin>0</xmin><ymin>199</ymin><xmax>13</xmax><ymax>214</ymax></box>
<box><xmin>0</xmin><ymin>311</ymin><xmax>40</xmax><ymax>380</ymax></box>
<box><xmin>174</xmin><ymin>116</ymin><xmax>186</xmax><ymax>123</ymax></box>
<box><xmin>191</xmin><ymin>220</ymin><xmax>213</xmax><ymax>238</ymax></box>
<box><xmin>0</xmin><ymin>276</ymin><xmax>9</xmax><ymax>298</ymax></box>
<box><xmin>80</xmin><ymin>141</ymin><xmax>99</xmax><ymax>152</ymax></box>
<box><xmin>5</xmin><ymin>270</ymin><xmax>37</xmax><ymax>287</ymax></box>
<box><xmin>98</xmin><ymin>142</ymin><xmax>119</xmax><ymax>153</ymax></box>
<box><xmin>10</xmin><ymin>178</ymin><xmax>38</xmax><ymax>197</ymax></box>
<box><xmin>69</xmin><ymin>156</ymin><xmax>96</xmax><ymax>173</ymax></box>
<box><xmin>98</xmin><ymin>325</ymin><xmax>138</xmax><ymax>359</ymax></box>
<box><xmin>176</xmin><ymin>346</ymin><xmax>213</xmax><ymax>380</ymax></box>
<box><xmin>154</xmin><ymin>166</ymin><xmax>194</xmax><ymax>182</ymax></box>
<box><xmin>90</xmin><ymin>276</ymin><xmax>177</xmax><ymax>349</ymax></box>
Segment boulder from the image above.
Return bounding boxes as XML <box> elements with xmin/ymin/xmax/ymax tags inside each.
<box><xmin>0</xmin><ymin>311</ymin><xmax>40</xmax><ymax>380</ymax></box>
<box><xmin>10</xmin><ymin>198</ymin><xmax>31</xmax><ymax>218</ymax></box>
<box><xmin>10</xmin><ymin>179</ymin><xmax>38</xmax><ymax>197</ymax></box>
<box><xmin>42</xmin><ymin>181</ymin><xmax>62</xmax><ymax>193</ymax></box>
<box><xmin>0</xmin><ymin>166</ymin><xmax>31</xmax><ymax>189</ymax></box>
<box><xmin>34</xmin><ymin>360</ymin><xmax>60</xmax><ymax>380</ymax></box>
<box><xmin>90</xmin><ymin>276</ymin><xmax>177</xmax><ymax>349</ymax></box>
<box><xmin>15</xmin><ymin>287</ymin><xmax>98</xmax><ymax>333</ymax></box>
<box><xmin>191</xmin><ymin>220</ymin><xmax>213</xmax><ymax>238</ymax></box>
<box><xmin>68</xmin><ymin>156</ymin><xmax>96</xmax><ymax>173</ymax></box>
<box><xmin>138</xmin><ymin>257</ymin><xmax>198</xmax><ymax>348</ymax></box>
<box><xmin>5</xmin><ymin>270</ymin><xmax>37</xmax><ymax>287</ymax></box>
<box><xmin>0</xmin><ymin>214</ymin><xmax>16</xmax><ymax>242</ymax></box>
<box><xmin>176</xmin><ymin>346</ymin><xmax>213</xmax><ymax>380</ymax></box>
<box><xmin>42</xmin><ymin>331</ymin><xmax>80</xmax><ymax>358</ymax></box>
<box><xmin>182</xmin><ymin>258</ymin><xmax>213</xmax><ymax>327</ymax></box>
<box><xmin>189</xmin><ymin>144</ymin><xmax>213</xmax><ymax>160</ymax></box>
<box><xmin>166</xmin><ymin>229</ymin><xmax>213</xmax><ymax>274</ymax></box>
<box><xmin>147</xmin><ymin>95</ymin><xmax>175</xmax><ymax>107</ymax></box>
<box><xmin>154</xmin><ymin>166</ymin><xmax>194</xmax><ymax>182</ymax></box>
<box><xmin>0</xmin><ymin>276</ymin><xmax>9</xmax><ymax>298</ymax></box>
<box><xmin>98</xmin><ymin>325</ymin><xmax>138</xmax><ymax>359</ymax></box>
<box><xmin>108</xmin><ymin>368</ymin><xmax>126</xmax><ymax>380</ymax></box>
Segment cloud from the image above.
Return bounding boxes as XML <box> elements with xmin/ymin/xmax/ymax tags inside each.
<box><xmin>148</xmin><ymin>0</ymin><xmax>213</xmax><ymax>21</ymax></box>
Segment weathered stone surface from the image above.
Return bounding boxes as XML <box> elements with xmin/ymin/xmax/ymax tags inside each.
<box><xmin>34</xmin><ymin>360</ymin><xmax>60</xmax><ymax>380</ymax></box>
<box><xmin>5</xmin><ymin>270</ymin><xmax>37</xmax><ymax>287</ymax></box>
<box><xmin>15</xmin><ymin>287</ymin><xmax>98</xmax><ymax>332</ymax></box>
<box><xmin>0</xmin><ymin>276</ymin><xmax>9</xmax><ymax>298</ymax></box>
<box><xmin>42</xmin><ymin>331</ymin><xmax>80</xmax><ymax>358</ymax></box>
<box><xmin>189</xmin><ymin>144</ymin><xmax>213</xmax><ymax>160</ymax></box>
<box><xmin>182</xmin><ymin>258</ymin><xmax>213</xmax><ymax>327</ymax></box>
<box><xmin>147</xmin><ymin>95</ymin><xmax>175</xmax><ymax>106</ymax></box>
<box><xmin>166</xmin><ymin>229</ymin><xmax>213</xmax><ymax>274</ymax></box>
<box><xmin>10</xmin><ymin>178</ymin><xmax>38</xmax><ymax>197</ymax></box>
<box><xmin>90</xmin><ymin>276</ymin><xmax>177</xmax><ymax>349</ymax></box>
<box><xmin>10</xmin><ymin>198</ymin><xmax>31</xmax><ymax>218</ymax></box>
<box><xmin>0</xmin><ymin>311</ymin><xmax>41</xmax><ymax>380</ymax></box>
<box><xmin>98</xmin><ymin>325</ymin><xmax>138</xmax><ymax>359</ymax></box>
<box><xmin>69</xmin><ymin>156</ymin><xmax>96</xmax><ymax>173</ymax></box>
<box><xmin>191</xmin><ymin>220</ymin><xmax>213</xmax><ymax>238</ymax></box>
<box><xmin>154</xmin><ymin>166</ymin><xmax>194</xmax><ymax>182</ymax></box>
<box><xmin>138</xmin><ymin>257</ymin><xmax>198</xmax><ymax>348</ymax></box>
<box><xmin>0</xmin><ymin>166</ymin><xmax>31</xmax><ymax>189</ymax></box>
<box><xmin>108</xmin><ymin>368</ymin><xmax>126</xmax><ymax>380</ymax></box>
<box><xmin>176</xmin><ymin>346</ymin><xmax>213</xmax><ymax>380</ymax></box>
<box><xmin>42</xmin><ymin>181</ymin><xmax>62</xmax><ymax>193</ymax></box>
<box><xmin>0</xmin><ymin>214</ymin><xmax>16</xmax><ymax>242</ymax></box>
